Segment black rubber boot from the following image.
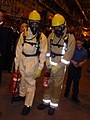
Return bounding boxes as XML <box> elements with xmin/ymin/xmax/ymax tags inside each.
<box><xmin>21</xmin><ymin>105</ymin><xmax>31</xmax><ymax>115</ymax></box>
<box><xmin>48</xmin><ymin>106</ymin><xmax>55</xmax><ymax>116</ymax></box>
<box><xmin>37</xmin><ymin>103</ymin><xmax>50</xmax><ymax>110</ymax></box>
<box><xmin>71</xmin><ymin>97</ymin><xmax>80</xmax><ymax>103</ymax></box>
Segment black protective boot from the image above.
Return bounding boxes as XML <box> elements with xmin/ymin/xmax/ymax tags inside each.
<box><xmin>48</xmin><ymin>106</ymin><xmax>55</xmax><ymax>115</ymax></box>
<box><xmin>21</xmin><ymin>105</ymin><xmax>31</xmax><ymax>115</ymax></box>
<box><xmin>37</xmin><ymin>103</ymin><xmax>50</xmax><ymax>110</ymax></box>
<box><xmin>14</xmin><ymin>96</ymin><xmax>25</xmax><ymax>102</ymax></box>
<box><xmin>71</xmin><ymin>96</ymin><xmax>80</xmax><ymax>103</ymax></box>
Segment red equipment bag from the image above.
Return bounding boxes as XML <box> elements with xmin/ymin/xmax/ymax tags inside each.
<box><xmin>10</xmin><ymin>72</ymin><xmax>21</xmax><ymax>96</ymax></box>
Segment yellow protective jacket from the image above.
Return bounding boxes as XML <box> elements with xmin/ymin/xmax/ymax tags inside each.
<box><xmin>46</xmin><ymin>29</ymin><xmax>75</xmax><ymax>67</ymax></box>
<box><xmin>15</xmin><ymin>28</ymin><xmax>47</xmax><ymax>71</ymax></box>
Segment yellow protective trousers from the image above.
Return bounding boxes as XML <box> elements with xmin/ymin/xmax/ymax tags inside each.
<box><xmin>43</xmin><ymin>65</ymin><xmax>65</xmax><ymax>104</ymax></box>
<box><xmin>19</xmin><ymin>56</ymin><xmax>39</xmax><ymax>106</ymax></box>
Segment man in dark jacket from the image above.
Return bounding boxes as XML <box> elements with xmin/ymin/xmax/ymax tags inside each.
<box><xmin>0</xmin><ymin>10</ymin><xmax>13</xmax><ymax>85</ymax></box>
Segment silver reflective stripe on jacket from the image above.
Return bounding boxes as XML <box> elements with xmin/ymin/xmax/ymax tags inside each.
<box><xmin>48</xmin><ymin>34</ymin><xmax>70</xmax><ymax>66</ymax></box>
<box><xmin>50</xmin><ymin>57</ymin><xmax>57</xmax><ymax>66</ymax></box>
<box><xmin>61</xmin><ymin>58</ymin><xmax>70</xmax><ymax>64</ymax></box>
<box><xmin>46</xmin><ymin>53</ymin><xmax>50</xmax><ymax>57</ymax></box>
<box><xmin>49</xmin><ymin>42</ymin><xmax>70</xmax><ymax>65</ymax></box>
<box><xmin>61</xmin><ymin>42</ymin><xmax>70</xmax><ymax>65</ymax></box>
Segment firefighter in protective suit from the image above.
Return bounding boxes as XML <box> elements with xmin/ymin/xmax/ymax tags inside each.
<box><xmin>14</xmin><ymin>10</ymin><xmax>47</xmax><ymax>115</ymax></box>
<box><xmin>37</xmin><ymin>14</ymin><xmax>75</xmax><ymax>115</ymax></box>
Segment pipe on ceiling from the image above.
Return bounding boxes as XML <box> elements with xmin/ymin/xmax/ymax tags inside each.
<box><xmin>54</xmin><ymin>0</ymin><xmax>71</xmax><ymax>17</ymax></box>
<box><xmin>38</xmin><ymin>0</ymin><xmax>83</xmax><ymax>24</ymax></box>
<box><xmin>38</xmin><ymin>0</ymin><xmax>56</xmax><ymax>14</ymax></box>
<box><xmin>75</xmin><ymin>0</ymin><xmax>88</xmax><ymax>21</ymax></box>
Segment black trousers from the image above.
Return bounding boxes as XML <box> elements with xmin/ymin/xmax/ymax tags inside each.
<box><xmin>65</xmin><ymin>63</ymin><xmax>82</xmax><ymax>98</ymax></box>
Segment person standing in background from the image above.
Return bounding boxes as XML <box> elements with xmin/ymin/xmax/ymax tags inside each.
<box><xmin>19</xmin><ymin>23</ymin><xmax>28</xmax><ymax>33</ymax></box>
<box><xmin>7</xmin><ymin>26</ymin><xmax>19</xmax><ymax>73</ymax></box>
<box><xmin>0</xmin><ymin>10</ymin><xmax>13</xmax><ymax>85</ymax></box>
<box><xmin>64</xmin><ymin>39</ymin><xmax>87</xmax><ymax>103</ymax></box>
<box><xmin>10</xmin><ymin>23</ymin><xmax>28</xmax><ymax>73</ymax></box>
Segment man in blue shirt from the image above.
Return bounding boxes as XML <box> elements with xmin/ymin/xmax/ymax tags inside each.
<box><xmin>64</xmin><ymin>39</ymin><xmax>87</xmax><ymax>103</ymax></box>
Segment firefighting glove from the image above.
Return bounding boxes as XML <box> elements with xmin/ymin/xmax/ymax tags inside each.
<box><xmin>51</xmin><ymin>65</ymin><xmax>60</xmax><ymax>74</ymax></box>
<box><xmin>33</xmin><ymin>69</ymin><xmax>42</xmax><ymax>79</ymax></box>
<box><xmin>51</xmin><ymin>62</ymin><xmax>65</xmax><ymax>74</ymax></box>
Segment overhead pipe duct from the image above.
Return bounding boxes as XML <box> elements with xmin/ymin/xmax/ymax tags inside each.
<box><xmin>75</xmin><ymin>0</ymin><xmax>88</xmax><ymax>21</ymax></box>
<box><xmin>38</xmin><ymin>0</ymin><xmax>56</xmax><ymax>14</ymax></box>
<box><xmin>38</xmin><ymin>0</ymin><xmax>76</xmax><ymax>22</ymax></box>
<box><xmin>53</xmin><ymin>0</ymin><xmax>80</xmax><ymax>23</ymax></box>
<box><xmin>54</xmin><ymin>0</ymin><xmax>71</xmax><ymax>17</ymax></box>
<box><xmin>38</xmin><ymin>0</ymin><xmax>83</xmax><ymax>25</ymax></box>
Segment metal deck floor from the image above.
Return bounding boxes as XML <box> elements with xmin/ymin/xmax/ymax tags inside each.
<box><xmin>0</xmin><ymin>60</ymin><xmax>90</xmax><ymax>120</ymax></box>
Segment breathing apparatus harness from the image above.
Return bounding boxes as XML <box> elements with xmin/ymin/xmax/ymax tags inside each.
<box><xmin>22</xmin><ymin>32</ymin><xmax>41</xmax><ymax>57</ymax></box>
<box><xmin>50</xmin><ymin>34</ymin><xmax>69</xmax><ymax>58</ymax></box>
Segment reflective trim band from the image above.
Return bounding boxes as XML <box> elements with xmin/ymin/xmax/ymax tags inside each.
<box><xmin>61</xmin><ymin>85</ymin><xmax>63</xmax><ymax>89</ymax></box>
<box><xmin>62</xmin><ymin>47</ymin><xmax>65</xmax><ymax>54</ymax></box>
<box><xmin>43</xmin><ymin>99</ymin><xmax>51</xmax><ymax>104</ymax></box>
<box><xmin>62</xmin><ymin>43</ymin><xmax>66</xmax><ymax>54</ymax></box>
<box><xmin>50</xmin><ymin>57</ymin><xmax>57</xmax><ymax>66</ymax></box>
<box><xmin>64</xmin><ymin>42</ymin><xmax>67</xmax><ymax>47</ymax></box>
<box><xmin>61</xmin><ymin>58</ymin><xmax>70</xmax><ymax>65</ymax></box>
<box><xmin>46</xmin><ymin>53</ymin><xmax>50</xmax><ymax>57</ymax></box>
<box><xmin>50</xmin><ymin>102</ymin><xmax>58</xmax><ymax>108</ymax></box>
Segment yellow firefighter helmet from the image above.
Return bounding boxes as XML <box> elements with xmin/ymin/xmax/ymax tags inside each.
<box><xmin>28</xmin><ymin>10</ymin><xmax>41</xmax><ymax>21</ymax></box>
<box><xmin>52</xmin><ymin>14</ymin><xmax>66</xmax><ymax>27</ymax></box>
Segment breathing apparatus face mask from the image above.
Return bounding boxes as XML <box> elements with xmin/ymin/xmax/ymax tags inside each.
<box><xmin>28</xmin><ymin>20</ymin><xmax>40</xmax><ymax>35</ymax></box>
<box><xmin>54</xmin><ymin>24</ymin><xmax>65</xmax><ymax>37</ymax></box>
